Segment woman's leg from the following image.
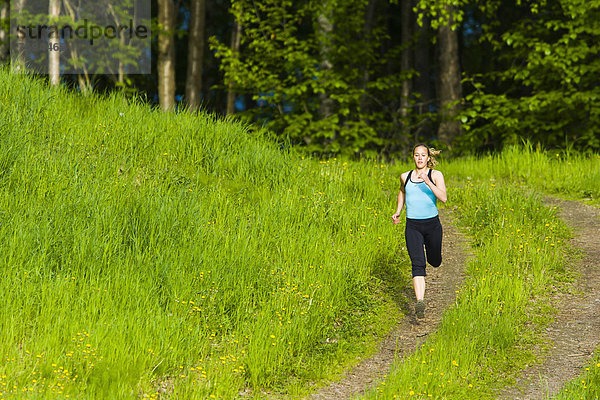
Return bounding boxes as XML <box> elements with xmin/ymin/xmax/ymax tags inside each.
<box><xmin>413</xmin><ymin>276</ymin><xmax>425</xmax><ymax>301</ymax></box>
<box><xmin>405</xmin><ymin>219</ymin><xmax>427</xmax><ymax>301</ymax></box>
<box><xmin>424</xmin><ymin>217</ymin><xmax>443</xmax><ymax>268</ymax></box>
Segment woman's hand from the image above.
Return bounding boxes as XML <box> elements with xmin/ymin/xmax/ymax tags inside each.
<box><xmin>418</xmin><ymin>171</ymin><xmax>432</xmax><ymax>185</ymax></box>
<box><xmin>391</xmin><ymin>213</ymin><xmax>401</xmax><ymax>224</ymax></box>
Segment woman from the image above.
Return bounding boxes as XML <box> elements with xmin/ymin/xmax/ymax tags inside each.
<box><xmin>391</xmin><ymin>144</ymin><xmax>447</xmax><ymax>319</ymax></box>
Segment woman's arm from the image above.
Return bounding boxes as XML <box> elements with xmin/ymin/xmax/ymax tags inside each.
<box><xmin>419</xmin><ymin>170</ymin><xmax>447</xmax><ymax>203</ymax></box>
<box><xmin>392</xmin><ymin>172</ymin><xmax>407</xmax><ymax>221</ymax></box>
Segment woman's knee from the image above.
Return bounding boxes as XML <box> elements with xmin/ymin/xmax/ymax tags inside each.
<box><xmin>429</xmin><ymin>256</ymin><xmax>442</xmax><ymax>268</ymax></box>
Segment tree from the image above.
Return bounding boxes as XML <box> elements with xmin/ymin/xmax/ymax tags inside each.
<box><xmin>414</xmin><ymin>0</ymin><xmax>466</xmax><ymax>149</ymax></box>
<box><xmin>0</xmin><ymin>0</ymin><xmax>8</xmax><ymax>64</ymax></box>
<box><xmin>103</xmin><ymin>0</ymin><xmax>151</xmax><ymax>88</ymax></box>
<box><xmin>158</xmin><ymin>0</ymin><xmax>176</xmax><ymax>110</ymax></box>
<box><xmin>436</xmin><ymin>3</ymin><xmax>462</xmax><ymax>148</ymax></box>
<box><xmin>211</xmin><ymin>0</ymin><xmax>421</xmax><ymax>155</ymax></box>
<box><xmin>48</xmin><ymin>0</ymin><xmax>60</xmax><ymax>85</ymax></box>
<box><xmin>360</xmin><ymin>0</ymin><xmax>377</xmax><ymax>106</ymax></box>
<box><xmin>412</xmin><ymin>7</ymin><xmax>433</xmax><ymax>138</ymax></box>
<box><xmin>62</xmin><ymin>0</ymin><xmax>91</xmax><ymax>92</ymax></box>
<box><xmin>460</xmin><ymin>0</ymin><xmax>600</xmax><ymax>151</ymax></box>
<box><xmin>10</xmin><ymin>0</ymin><xmax>27</xmax><ymax>71</ymax></box>
<box><xmin>316</xmin><ymin>1</ymin><xmax>334</xmax><ymax>121</ymax></box>
<box><xmin>225</xmin><ymin>17</ymin><xmax>240</xmax><ymax>115</ymax></box>
<box><xmin>185</xmin><ymin>0</ymin><xmax>206</xmax><ymax>111</ymax></box>
<box><xmin>399</xmin><ymin>0</ymin><xmax>412</xmax><ymax>122</ymax></box>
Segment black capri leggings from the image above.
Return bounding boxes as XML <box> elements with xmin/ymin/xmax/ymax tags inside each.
<box><xmin>405</xmin><ymin>216</ymin><xmax>443</xmax><ymax>277</ymax></box>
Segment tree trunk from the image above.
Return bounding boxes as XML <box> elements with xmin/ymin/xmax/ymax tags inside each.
<box><xmin>107</xmin><ymin>3</ymin><xmax>127</xmax><ymax>86</ymax></box>
<box><xmin>185</xmin><ymin>0</ymin><xmax>206</xmax><ymax>111</ymax></box>
<box><xmin>226</xmin><ymin>19</ymin><xmax>241</xmax><ymax>115</ymax></box>
<box><xmin>399</xmin><ymin>0</ymin><xmax>412</xmax><ymax>120</ymax></box>
<box><xmin>0</xmin><ymin>0</ymin><xmax>8</xmax><ymax>64</ymax></box>
<box><xmin>317</xmin><ymin>4</ymin><xmax>334</xmax><ymax>119</ymax></box>
<box><xmin>10</xmin><ymin>0</ymin><xmax>27</xmax><ymax>71</ymax></box>
<box><xmin>360</xmin><ymin>0</ymin><xmax>377</xmax><ymax>114</ymax></box>
<box><xmin>413</xmin><ymin>5</ymin><xmax>432</xmax><ymax>137</ymax></box>
<box><xmin>48</xmin><ymin>0</ymin><xmax>60</xmax><ymax>85</ymax></box>
<box><xmin>158</xmin><ymin>0</ymin><xmax>176</xmax><ymax>111</ymax></box>
<box><xmin>437</xmin><ymin>5</ymin><xmax>462</xmax><ymax>148</ymax></box>
<box><xmin>63</xmin><ymin>0</ymin><xmax>92</xmax><ymax>93</ymax></box>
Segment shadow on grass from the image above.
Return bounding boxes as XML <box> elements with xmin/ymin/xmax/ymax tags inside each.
<box><xmin>369</xmin><ymin>252</ymin><xmax>418</xmax><ymax>325</ymax></box>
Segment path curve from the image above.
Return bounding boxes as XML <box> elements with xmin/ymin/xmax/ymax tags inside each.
<box><xmin>498</xmin><ymin>197</ymin><xmax>600</xmax><ymax>399</ymax></box>
<box><xmin>306</xmin><ymin>208</ymin><xmax>471</xmax><ymax>400</ymax></box>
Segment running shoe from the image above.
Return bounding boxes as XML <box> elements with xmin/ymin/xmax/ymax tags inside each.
<box><xmin>415</xmin><ymin>300</ymin><xmax>425</xmax><ymax>319</ymax></box>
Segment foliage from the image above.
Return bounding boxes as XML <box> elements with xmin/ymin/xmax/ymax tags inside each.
<box><xmin>7</xmin><ymin>0</ymin><xmax>600</xmax><ymax>153</ymax></box>
<box><xmin>210</xmin><ymin>0</ymin><xmax>423</xmax><ymax>156</ymax></box>
<box><xmin>458</xmin><ymin>0</ymin><xmax>600</xmax><ymax>152</ymax></box>
<box><xmin>9</xmin><ymin>0</ymin><xmax>150</xmax><ymax>76</ymax></box>
<box><xmin>414</xmin><ymin>0</ymin><xmax>469</xmax><ymax>29</ymax></box>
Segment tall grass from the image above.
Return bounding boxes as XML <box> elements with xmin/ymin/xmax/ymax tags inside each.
<box><xmin>446</xmin><ymin>143</ymin><xmax>600</xmax><ymax>202</ymax></box>
<box><xmin>0</xmin><ymin>69</ymin><xmax>409</xmax><ymax>398</ymax></box>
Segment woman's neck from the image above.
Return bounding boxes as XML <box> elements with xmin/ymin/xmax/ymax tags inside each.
<box><xmin>415</xmin><ymin>166</ymin><xmax>428</xmax><ymax>174</ymax></box>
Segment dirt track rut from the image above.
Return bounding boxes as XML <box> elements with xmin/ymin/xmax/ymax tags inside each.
<box><xmin>306</xmin><ymin>208</ymin><xmax>471</xmax><ymax>400</ymax></box>
<box><xmin>498</xmin><ymin>198</ymin><xmax>600</xmax><ymax>399</ymax></box>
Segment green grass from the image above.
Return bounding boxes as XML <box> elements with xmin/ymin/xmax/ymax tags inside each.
<box><xmin>0</xmin><ymin>68</ymin><xmax>409</xmax><ymax>398</ymax></box>
<box><xmin>446</xmin><ymin>143</ymin><xmax>600</xmax><ymax>204</ymax></box>
<box><xmin>2</xmin><ymin>67</ymin><xmax>599</xmax><ymax>399</ymax></box>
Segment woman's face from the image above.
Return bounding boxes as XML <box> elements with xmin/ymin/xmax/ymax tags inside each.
<box><xmin>413</xmin><ymin>146</ymin><xmax>430</xmax><ymax>169</ymax></box>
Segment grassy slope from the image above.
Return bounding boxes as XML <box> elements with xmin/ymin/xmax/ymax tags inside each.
<box><xmin>0</xmin><ymin>69</ymin><xmax>410</xmax><ymax>399</ymax></box>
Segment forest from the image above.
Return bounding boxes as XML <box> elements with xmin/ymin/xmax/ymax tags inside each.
<box><xmin>1</xmin><ymin>0</ymin><xmax>598</xmax><ymax>156</ymax></box>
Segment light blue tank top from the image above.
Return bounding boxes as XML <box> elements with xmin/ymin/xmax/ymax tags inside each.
<box><xmin>405</xmin><ymin>170</ymin><xmax>438</xmax><ymax>219</ymax></box>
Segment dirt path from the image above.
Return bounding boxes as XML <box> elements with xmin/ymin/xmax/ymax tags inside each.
<box><xmin>498</xmin><ymin>198</ymin><xmax>600</xmax><ymax>400</ymax></box>
<box><xmin>306</xmin><ymin>208</ymin><xmax>471</xmax><ymax>400</ymax></box>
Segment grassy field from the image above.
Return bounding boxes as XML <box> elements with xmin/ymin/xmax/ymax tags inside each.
<box><xmin>446</xmin><ymin>144</ymin><xmax>600</xmax><ymax>205</ymax></box>
<box><xmin>1</xmin><ymin>68</ymin><xmax>599</xmax><ymax>399</ymax></box>
<box><xmin>0</xmin><ymin>68</ymin><xmax>414</xmax><ymax>399</ymax></box>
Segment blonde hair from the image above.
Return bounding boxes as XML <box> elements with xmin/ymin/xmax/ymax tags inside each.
<box><xmin>413</xmin><ymin>144</ymin><xmax>441</xmax><ymax>168</ymax></box>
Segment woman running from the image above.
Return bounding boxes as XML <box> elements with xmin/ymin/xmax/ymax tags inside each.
<box><xmin>391</xmin><ymin>144</ymin><xmax>447</xmax><ymax>319</ymax></box>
